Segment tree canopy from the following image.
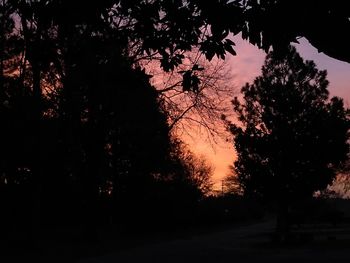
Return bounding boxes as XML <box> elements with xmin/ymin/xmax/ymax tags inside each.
<box><xmin>0</xmin><ymin>0</ymin><xmax>219</xmax><ymax>237</ymax></box>
<box><xmin>230</xmin><ymin>46</ymin><xmax>350</xmax><ymax>203</ymax></box>
<box><xmin>1</xmin><ymin>0</ymin><xmax>350</xmax><ymax>244</ymax></box>
<box><xmin>238</xmin><ymin>0</ymin><xmax>350</xmax><ymax>63</ymax></box>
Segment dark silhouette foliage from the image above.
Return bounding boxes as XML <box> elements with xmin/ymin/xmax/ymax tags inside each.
<box><xmin>1</xmin><ymin>0</ymin><xmax>350</xmax><ymax>258</ymax></box>
<box><xmin>0</xmin><ymin>0</ymin><xmax>218</xmax><ymax>243</ymax></box>
<box><xmin>237</xmin><ymin>0</ymin><xmax>350</xmax><ymax>63</ymax></box>
<box><xmin>230</xmin><ymin>46</ymin><xmax>350</xmax><ymax>203</ymax></box>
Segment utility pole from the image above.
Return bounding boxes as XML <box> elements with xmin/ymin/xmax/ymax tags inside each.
<box><xmin>221</xmin><ymin>179</ymin><xmax>224</xmax><ymax>196</ymax></box>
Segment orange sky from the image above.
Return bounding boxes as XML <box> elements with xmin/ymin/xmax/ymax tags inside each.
<box><xmin>185</xmin><ymin>35</ymin><xmax>350</xmax><ymax>191</ymax></box>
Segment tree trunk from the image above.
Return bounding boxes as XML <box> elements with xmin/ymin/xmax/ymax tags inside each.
<box><xmin>30</xmin><ymin>60</ymin><xmax>43</xmax><ymax>243</ymax></box>
<box><xmin>275</xmin><ymin>201</ymin><xmax>291</xmax><ymax>243</ymax></box>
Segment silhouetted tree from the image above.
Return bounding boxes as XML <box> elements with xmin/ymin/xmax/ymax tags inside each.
<box><xmin>149</xmin><ymin>54</ymin><xmax>233</xmax><ymax>139</ymax></box>
<box><xmin>318</xmin><ymin>158</ymin><xmax>350</xmax><ymax>199</ymax></box>
<box><xmin>169</xmin><ymin>139</ymin><xmax>214</xmax><ymax>196</ymax></box>
<box><xmin>5</xmin><ymin>0</ymin><xmax>350</xmax><ymax>245</ymax></box>
<box><xmin>229</xmin><ymin>46</ymin><xmax>350</xmax><ymax>230</ymax></box>
<box><xmin>223</xmin><ymin>166</ymin><xmax>242</xmax><ymax>195</ymax></box>
<box><xmin>37</xmin><ymin>0</ymin><xmax>229</xmax><ymax>233</ymax></box>
<box><xmin>105</xmin><ymin>63</ymin><xmax>177</xmax><ymax>225</ymax></box>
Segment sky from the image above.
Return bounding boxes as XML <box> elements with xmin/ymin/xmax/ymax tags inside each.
<box><xmin>186</xmin><ymin>35</ymin><xmax>350</xmax><ymax>191</ymax></box>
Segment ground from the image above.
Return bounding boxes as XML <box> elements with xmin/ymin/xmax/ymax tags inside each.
<box><xmin>78</xmin><ymin>217</ymin><xmax>350</xmax><ymax>263</ymax></box>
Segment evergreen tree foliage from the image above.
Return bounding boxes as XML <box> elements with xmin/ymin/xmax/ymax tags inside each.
<box><xmin>230</xmin><ymin>46</ymin><xmax>350</xmax><ymax>204</ymax></box>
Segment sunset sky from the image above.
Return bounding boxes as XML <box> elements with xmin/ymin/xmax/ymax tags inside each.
<box><xmin>187</xmin><ymin>35</ymin><xmax>350</xmax><ymax>190</ymax></box>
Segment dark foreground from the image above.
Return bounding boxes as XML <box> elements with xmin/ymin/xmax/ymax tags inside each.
<box><xmin>0</xmin><ymin>218</ymin><xmax>350</xmax><ymax>263</ymax></box>
<box><xmin>76</xmin><ymin>218</ymin><xmax>350</xmax><ymax>263</ymax></box>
